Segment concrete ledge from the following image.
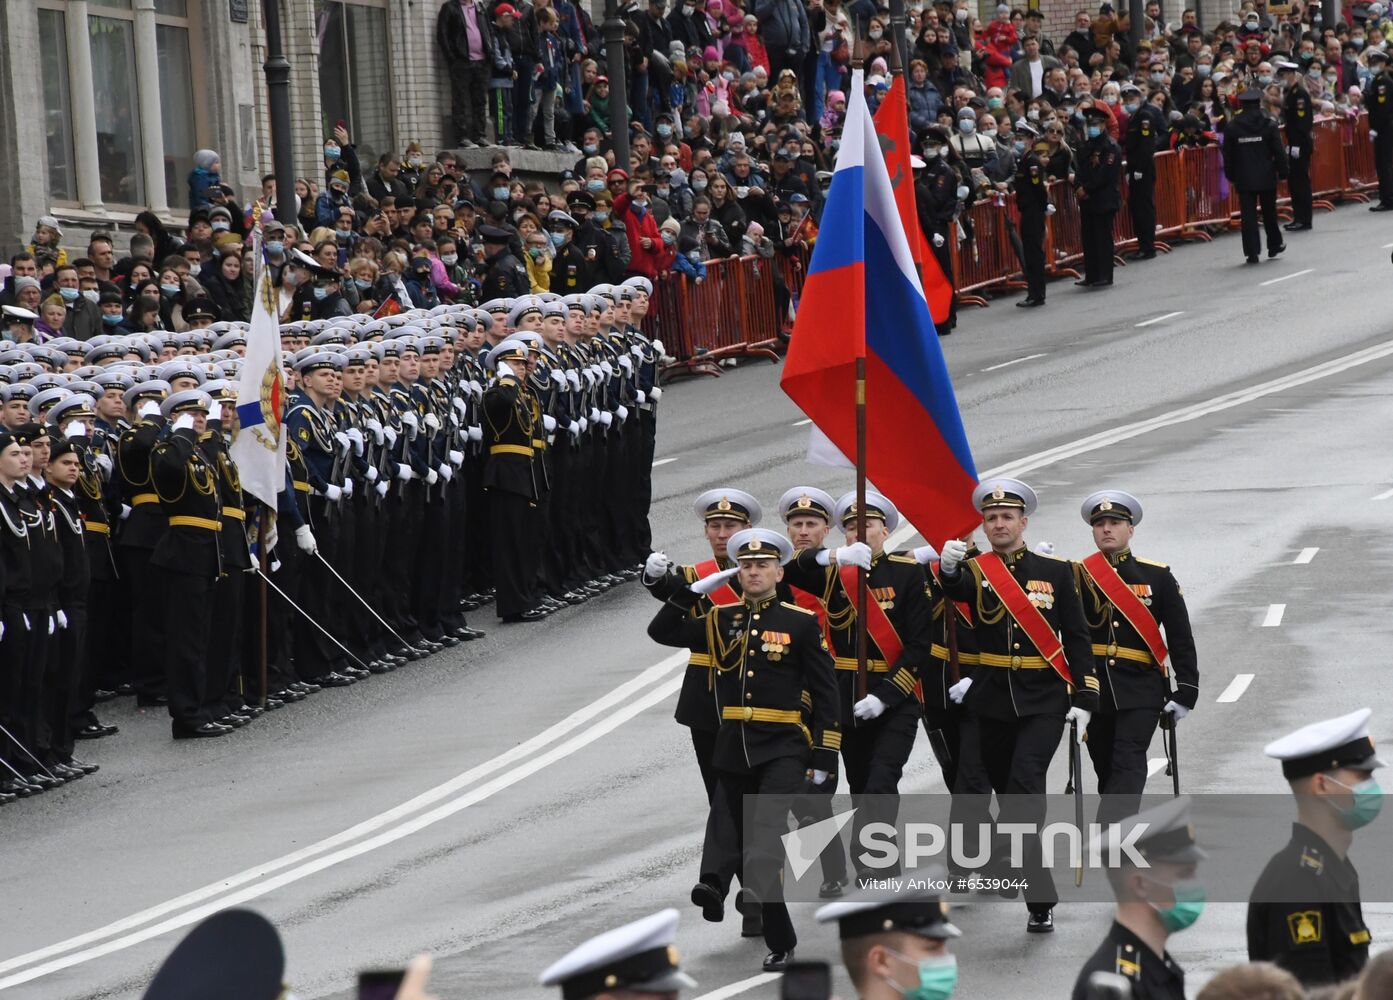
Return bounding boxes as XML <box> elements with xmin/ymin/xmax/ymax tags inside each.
<box><xmin>452</xmin><ymin>145</ymin><xmax>577</xmax><ymax>180</ymax></box>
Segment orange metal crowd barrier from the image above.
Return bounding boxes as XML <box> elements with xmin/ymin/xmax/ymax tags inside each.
<box><xmin>645</xmin><ymin>114</ymin><xmax>1383</xmax><ymax>381</ymax></box>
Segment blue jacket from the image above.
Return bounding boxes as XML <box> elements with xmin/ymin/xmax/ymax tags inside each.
<box><xmin>188</xmin><ymin>166</ymin><xmax>221</xmax><ymax>210</ymax></box>
<box><xmin>907</xmin><ymin>78</ymin><xmax>944</xmax><ymax>135</ymax></box>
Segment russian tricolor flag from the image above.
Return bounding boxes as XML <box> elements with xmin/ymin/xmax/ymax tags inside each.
<box><xmin>781</xmin><ymin>70</ymin><xmax>979</xmax><ymax>544</ymax></box>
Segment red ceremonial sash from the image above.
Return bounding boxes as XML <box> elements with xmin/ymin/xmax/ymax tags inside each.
<box><xmin>1080</xmin><ymin>552</ymin><xmax>1169</xmax><ymax>670</ymax></box>
<box><xmin>975</xmin><ymin>553</ymin><xmax>1072</xmax><ymax>685</ymax></box>
<box><xmin>790</xmin><ymin>584</ymin><xmax>833</xmax><ymax>647</ymax></box>
<box><xmin>837</xmin><ymin>565</ymin><xmax>906</xmax><ymax>665</ymax></box>
<box><xmin>694</xmin><ymin>559</ymin><xmax>741</xmax><ymax>607</ymax></box>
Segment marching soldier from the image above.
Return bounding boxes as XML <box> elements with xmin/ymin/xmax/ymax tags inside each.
<box><xmin>1075</xmin><ymin>490</ymin><xmax>1199</xmax><ymax>821</ymax></box>
<box><xmin>1072</xmin><ymin>796</ymin><xmax>1206</xmax><ymax>1000</ymax></box>
<box><xmin>648</xmin><ymin>527</ymin><xmax>840</xmax><ymax>972</ymax></box>
<box><xmin>1248</xmin><ymin>708</ymin><xmax>1383</xmax><ymax>986</ymax></box>
<box><xmin>1223</xmin><ymin>89</ymin><xmax>1289</xmax><ymax>265</ymax></box>
<box><xmin>539</xmin><ymin>909</ymin><xmax>696</xmax><ymax>999</ymax></box>
<box><xmin>1278</xmin><ymin>60</ymin><xmax>1315</xmax><ymax>232</ymax></box>
<box><xmin>937</xmin><ymin>478</ymin><xmax>1097</xmax><ymax>933</ymax></box>
<box><xmin>1074</xmin><ymin>105</ymin><xmax>1122</xmax><ymax>288</ymax></box>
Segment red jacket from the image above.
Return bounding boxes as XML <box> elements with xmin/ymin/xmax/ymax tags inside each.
<box><xmin>614</xmin><ymin>191</ymin><xmax>664</xmax><ymax>279</ymax></box>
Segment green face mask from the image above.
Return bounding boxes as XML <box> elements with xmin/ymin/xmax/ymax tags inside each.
<box><xmin>1147</xmin><ymin>877</ymin><xmax>1206</xmax><ymax>933</ymax></box>
<box><xmin>1326</xmin><ymin>775</ymin><xmax>1383</xmax><ymax>830</ymax></box>
<box><xmin>887</xmin><ymin>950</ymin><xmax>957</xmax><ymax>1000</ymax></box>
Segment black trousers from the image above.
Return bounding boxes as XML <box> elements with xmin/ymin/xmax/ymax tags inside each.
<box><xmin>1019</xmin><ymin>215</ymin><xmax>1046</xmax><ymax>302</ymax></box>
<box><xmin>81</xmin><ymin>574</ymin><xmax>120</xmax><ymax>703</ymax></box>
<box><xmin>1375</xmin><ymin>128</ymin><xmax>1393</xmax><ymax>207</ymax></box>
<box><xmin>414</xmin><ymin>489</ymin><xmax>449</xmax><ymax>639</ymax></box>
<box><xmin>384</xmin><ymin>483</ymin><xmax>423</xmax><ymax>641</ymax></box>
<box><xmin>929</xmin><ymin>223</ymin><xmax>957</xmax><ymax>330</ymax></box>
<box><xmin>636</xmin><ymin>409</ymin><xmax>657</xmax><ymax>558</ymax></box>
<box><xmin>945</xmin><ymin>711</ymin><xmax>995</xmax><ymax>876</ymax></box>
<box><xmin>162</xmin><ymin>570</ymin><xmax>215</xmax><ymax>729</ymax></box>
<box><xmin>1086</xmin><ymin>707</ymin><xmax>1160</xmax><ymax>824</ymax></box>
<box><xmin>1128</xmin><ymin>176</ymin><xmax>1156</xmax><ymax>254</ymax></box>
<box><xmin>0</xmin><ymin>606</ymin><xmax>37</xmax><ymax>771</ymax></box>
<box><xmin>122</xmin><ymin>546</ymin><xmax>165</xmax><ymax>697</ymax></box>
<box><xmin>842</xmin><ymin>703</ymin><xmax>919</xmax><ymax>878</ymax></box>
<box><xmin>1288</xmin><ymin>146</ymin><xmax>1314</xmax><ymax>226</ymax></box>
<box><xmin>48</xmin><ymin>606</ymin><xmax>86</xmax><ymax>763</ymax></box>
<box><xmin>208</xmin><ymin>570</ymin><xmax>245</xmax><ymax>717</ymax></box>
<box><xmin>1081</xmin><ymin>210</ymin><xmax>1116</xmax><ymax>284</ymax></box>
<box><xmin>703</xmin><ymin>754</ymin><xmax>805</xmax><ymax>954</ymax></box>
<box><xmin>448</xmin><ymin>59</ymin><xmax>490</xmax><ymax>145</ymax></box>
<box><xmin>489</xmin><ymin>488</ymin><xmax>536</xmax><ymax>618</ymax></box>
<box><xmin>1238</xmin><ymin>188</ymin><xmax>1282</xmax><ymax>259</ymax></box>
<box><xmin>976</xmin><ymin>712</ymin><xmax>1065</xmax><ymax>914</ymax></box>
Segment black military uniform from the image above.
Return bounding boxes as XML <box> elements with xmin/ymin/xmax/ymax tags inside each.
<box><xmin>648</xmin><ymin>529</ymin><xmax>840</xmax><ymax>971</ymax></box>
<box><xmin>479</xmin><ymin>225</ymin><xmax>530</xmax><ymax>298</ymax></box>
<box><xmin>916</xmin><ymin>127</ymin><xmax>959</xmax><ymax>332</ymax></box>
<box><xmin>481</xmin><ymin>340</ymin><xmax>542</xmax><ymax>621</ymax></box>
<box><xmin>1366</xmin><ymin>53</ymin><xmax>1393</xmax><ymax>210</ymax></box>
<box><xmin>939</xmin><ymin>479</ymin><xmax>1097</xmax><ymax>928</ymax></box>
<box><xmin>1282</xmin><ymin>71</ymin><xmax>1315</xmax><ymax>230</ymax></box>
<box><xmin>1014</xmin><ymin>130</ymin><xmax>1051</xmax><ymax>307</ymax></box>
<box><xmin>1247</xmin><ymin>709</ymin><xmax>1382</xmax><ymax>986</ymax></box>
<box><xmin>920</xmin><ymin>556</ymin><xmax>980</xmax><ymax>794</ymax></box>
<box><xmin>1223</xmin><ymin>89</ymin><xmax>1289</xmax><ymax>263</ymax></box>
<box><xmin>1071</xmin><ymin>796</ymin><xmax>1204</xmax><ymax>1000</ymax></box>
<box><xmin>1074</xmin><ymin>492</ymin><xmax>1198</xmax><ymax>821</ymax></box>
<box><xmin>1124</xmin><ymin>102</ymin><xmax>1165</xmax><ymax>259</ymax></box>
<box><xmin>1074</xmin><ymin>105</ymin><xmax>1122</xmax><ymax>287</ymax></box>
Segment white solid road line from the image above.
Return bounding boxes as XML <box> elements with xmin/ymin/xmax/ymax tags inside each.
<box><xmin>1135</xmin><ymin>311</ymin><xmax>1185</xmax><ymax>328</ymax></box>
<box><xmin>1262</xmin><ymin>603</ymin><xmax>1286</xmax><ymax>627</ymax></box>
<box><xmin>652</xmin><ymin>457</ymin><xmax>679</xmax><ymax>467</ymax></box>
<box><xmin>1259</xmin><ymin>267</ymin><xmax>1315</xmax><ymax>287</ymax></box>
<box><xmin>1294</xmin><ymin>547</ymin><xmax>1319</xmax><ymax>564</ymax></box>
<box><xmin>1217</xmin><ymin>673</ymin><xmax>1256</xmax><ymax>703</ymax></box>
<box><xmin>0</xmin><ymin>655</ymin><xmax>688</xmax><ymax>983</ymax></box>
<box><xmin>792</xmin><ymin>417</ymin><xmax>812</xmax><ymax>426</ymax></box>
<box><xmin>980</xmin><ymin>352</ymin><xmax>1047</xmax><ymax>372</ymax></box>
<box><xmin>1373</xmin><ymin>487</ymin><xmax>1393</xmax><ymax>501</ymax></box>
<box><xmin>691</xmin><ymin>972</ymin><xmax>783</xmax><ymax>1000</ymax></box>
<box><xmin>1147</xmin><ymin>758</ymin><xmax>1169</xmax><ymax>777</ymax></box>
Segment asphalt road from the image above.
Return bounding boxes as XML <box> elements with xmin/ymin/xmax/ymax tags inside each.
<box><xmin>4</xmin><ymin>205</ymin><xmax>1393</xmax><ymax>1000</ymax></box>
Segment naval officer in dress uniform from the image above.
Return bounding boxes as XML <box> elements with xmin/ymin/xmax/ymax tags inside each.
<box><xmin>539</xmin><ymin>908</ymin><xmax>696</xmax><ymax>999</ymax></box>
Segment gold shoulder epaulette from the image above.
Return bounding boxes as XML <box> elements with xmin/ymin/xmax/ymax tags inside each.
<box><xmin>781</xmin><ymin>601</ymin><xmax>816</xmax><ymax>615</ymax></box>
<box><xmin>1137</xmin><ymin>557</ymin><xmax>1170</xmax><ymax>569</ymax></box>
<box><xmin>888</xmin><ymin>553</ymin><xmax>918</xmax><ymax>564</ymax></box>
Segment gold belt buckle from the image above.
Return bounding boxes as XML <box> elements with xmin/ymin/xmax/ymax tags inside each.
<box><xmin>1106</xmin><ymin>643</ymin><xmax>1118</xmax><ymax>656</ymax></box>
<box><xmin>742</xmin><ymin>706</ymin><xmax>754</xmax><ymax>721</ymax></box>
<box><xmin>1010</xmin><ymin>655</ymin><xmax>1022</xmax><ymax>670</ymax></box>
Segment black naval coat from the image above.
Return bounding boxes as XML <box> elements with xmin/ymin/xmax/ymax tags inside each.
<box><xmin>645</xmin><ymin>560</ymin><xmax>742</xmax><ymax>732</ymax></box>
<box><xmin>1071</xmin><ymin>920</ymin><xmax>1186</xmax><ymax>1000</ymax></box>
<box><xmin>1074</xmin><ymin>549</ymin><xmax>1199</xmax><ymax>713</ymax></box>
<box><xmin>1247</xmin><ymin>823</ymin><xmax>1372</xmax><ymax>987</ymax></box>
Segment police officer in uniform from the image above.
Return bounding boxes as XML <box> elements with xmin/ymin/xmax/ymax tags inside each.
<box><xmin>1014</xmin><ymin>123</ymin><xmax>1051</xmax><ymax>308</ymax></box>
<box><xmin>1074</xmin><ymin>490</ymin><xmax>1199</xmax><ymax>822</ymax></box>
<box><xmin>479</xmin><ymin>225</ymin><xmax>530</xmax><ymax>299</ymax></box>
<box><xmin>648</xmin><ymin>527</ymin><xmax>841</xmax><ymax>972</ymax></box>
<box><xmin>1366</xmin><ymin>49</ymin><xmax>1393</xmax><ymax>211</ymax></box>
<box><xmin>1278</xmin><ymin>60</ymin><xmax>1315</xmax><ymax>232</ymax></box>
<box><xmin>1074</xmin><ymin>105</ymin><xmax>1122</xmax><ymax>288</ymax></box>
<box><xmin>916</xmin><ymin>127</ymin><xmax>960</xmax><ymax>333</ymax></box>
<box><xmin>1072</xmin><ymin>796</ymin><xmax>1206</xmax><ymax>1000</ymax></box>
<box><xmin>539</xmin><ymin>908</ymin><xmax>696</xmax><ymax>999</ymax></box>
<box><xmin>1248</xmin><ymin>708</ymin><xmax>1382</xmax><ymax>986</ymax></box>
<box><xmin>1124</xmin><ymin>92</ymin><xmax>1164</xmax><ymax>260</ymax></box>
<box><xmin>937</xmin><ymin>479</ymin><xmax>1097</xmax><ymax>933</ymax></box>
<box><xmin>1223</xmin><ymin>89</ymin><xmax>1289</xmax><ymax>264</ymax></box>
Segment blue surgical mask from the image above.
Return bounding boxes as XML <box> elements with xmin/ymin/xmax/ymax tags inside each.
<box><xmin>1086</xmin><ymin>124</ymin><xmax>1102</xmax><ymax>138</ymax></box>
<box><xmin>325</xmin><ymin>145</ymin><xmax>341</xmax><ymax>160</ymax></box>
<box><xmin>661</xmin><ymin>230</ymin><xmax>676</xmax><ymax>245</ymax></box>
<box><xmin>1326</xmin><ymin>775</ymin><xmax>1384</xmax><ymax>830</ymax></box>
<box><xmin>1013</xmin><ymin>139</ymin><xmax>1027</xmax><ymax>154</ymax></box>
<box><xmin>160</xmin><ymin>283</ymin><xmax>181</xmax><ymax>296</ymax></box>
<box><xmin>213</xmin><ymin>220</ymin><xmax>231</xmax><ymax>232</ymax></box>
<box><xmin>266</xmin><ymin>240</ymin><xmax>285</xmax><ymax>255</ymax></box>
<box><xmin>58</xmin><ymin>286</ymin><xmax>80</xmax><ymax>302</ymax></box>
<box><xmin>549</xmin><ymin>231</ymin><xmax>566</xmax><ymax>247</ymax></box>
<box><xmin>493</xmin><ymin>186</ymin><xmax>510</xmax><ymax>200</ymax></box>
<box><xmin>1124</xmin><ymin>101</ymin><xmax>1139</xmax><ymax>113</ymax></box>
<box><xmin>686</xmin><ymin>249</ymin><xmax>701</xmax><ymax>261</ymax></box>
<box><xmin>102</xmin><ymin>313</ymin><xmax>124</xmax><ymax>326</ymax></box>
<box><xmin>886</xmin><ymin>951</ymin><xmax>957</xmax><ymax>1000</ymax></box>
<box><xmin>312</xmin><ymin>286</ymin><xmax>329</xmax><ymax>300</ymax></box>
<box><xmin>1196</xmin><ymin>64</ymin><xmax>1211</xmax><ymax>77</ymax></box>
<box><xmin>354</xmin><ymin>277</ymin><xmax>372</xmax><ymax>290</ymax></box>
<box><xmin>657</xmin><ymin>124</ymin><xmax>673</xmax><ymax>137</ymax></box>
<box><xmin>441</xmin><ymin>253</ymin><xmax>458</xmax><ymax>266</ymax></box>
<box><xmin>594</xmin><ymin>210</ymin><xmax>610</xmax><ymax>223</ymax></box>
<box><xmin>583</xmin><ymin>143</ymin><xmax>599</xmax><ymax>155</ymax></box>
<box><xmin>586</xmin><ymin>178</ymin><xmax>606</xmax><ymax>192</ymax></box>
<box><xmin>988</xmin><ymin>96</ymin><xmax>1005</xmax><ymax>109</ymax></box>
<box><xmin>1146</xmin><ymin>877</ymin><xmax>1206</xmax><ymax>933</ymax></box>
<box><xmin>958</xmin><ymin>118</ymin><xmax>975</xmax><ymax>134</ymax></box>
<box><xmin>692</xmin><ymin>179</ymin><xmax>708</xmax><ymax>192</ymax></box>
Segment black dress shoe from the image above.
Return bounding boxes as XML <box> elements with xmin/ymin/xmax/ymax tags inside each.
<box><xmin>1245</xmin><ymin>255</ymin><xmax>1260</xmax><ymax>264</ymax></box>
<box><xmin>458</xmin><ymin>626</ymin><xmax>487</xmax><ymax>640</ymax></box>
<box><xmin>763</xmin><ymin>950</ymin><xmax>795</xmax><ymax>972</ymax></box>
<box><xmin>818</xmin><ymin>878</ymin><xmax>844</xmax><ymax>898</ymax></box>
<box><xmin>218</xmin><ymin>714</ymin><xmax>250</xmax><ymax>729</ymax></box>
<box><xmin>69</xmin><ymin>759</ymin><xmax>100</xmax><ymax>774</ymax></box>
<box><xmin>317</xmin><ymin>672</ymin><xmax>357</xmax><ymax>687</ymax></box>
<box><xmin>76</xmin><ymin>722</ymin><xmax>118</xmax><ymax>739</ymax></box>
<box><xmin>2</xmin><ymin>779</ymin><xmax>37</xmax><ymax>797</ymax></box>
<box><xmin>1268</xmin><ymin>242</ymin><xmax>1286</xmax><ymax>258</ymax></box>
<box><xmin>115</xmin><ymin>683</ymin><xmax>135</xmax><ymax>696</ymax></box>
<box><xmin>239</xmin><ymin>704</ymin><xmax>265</xmax><ymax>719</ymax></box>
<box><xmin>367</xmin><ymin>660</ymin><xmax>392</xmax><ymax>674</ymax></box>
<box><xmin>690</xmin><ymin>881</ymin><xmax>724</xmax><ymax>922</ymax></box>
<box><xmin>0</xmin><ymin>790</ymin><xmax>14</xmax><ymax>805</ymax></box>
<box><xmin>1074</xmin><ymin>279</ymin><xmax>1094</xmax><ymax>286</ymax></box>
<box><xmin>293</xmin><ymin>680</ymin><xmax>321</xmax><ymax>694</ymax></box>
<box><xmin>93</xmin><ymin>688</ymin><xmax>118</xmax><ymax>702</ymax></box>
<box><xmin>342</xmin><ymin>666</ymin><xmax>371</xmax><ymax>680</ymax></box>
<box><xmin>1027</xmin><ymin>910</ymin><xmax>1055</xmax><ymax>933</ymax></box>
<box><xmin>57</xmin><ymin>763</ymin><xmax>86</xmax><ymax>780</ymax></box>
<box><xmin>1283</xmin><ymin>222</ymin><xmax>1312</xmax><ymax>231</ymax></box>
<box><xmin>173</xmin><ymin>722</ymin><xmax>233</xmax><ymax>739</ymax></box>
<box><xmin>1370</xmin><ymin>203</ymin><xmax>1393</xmax><ymax>211</ymax></box>
<box><xmin>435</xmin><ymin>634</ymin><xmax>461</xmax><ymax>647</ymax></box>
<box><xmin>136</xmin><ymin>694</ymin><xmax>169</xmax><ymax>707</ymax></box>
<box><xmin>1015</xmin><ymin>297</ymin><xmax>1044</xmax><ymax>308</ymax></box>
<box><xmin>274</xmin><ymin>688</ymin><xmax>304</xmax><ymax>703</ymax></box>
<box><xmin>502</xmin><ymin>608</ymin><xmax>548</xmax><ymax>623</ymax></box>
<box><xmin>28</xmin><ymin>772</ymin><xmax>63</xmax><ymax>789</ymax></box>
<box><xmin>1092</xmin><ymin>278</ymin><xmax>1113</xmax><ymax>286</ymax></box>
<box><xmin>263</xmin><ymin>696</ymin><xmax>285</xmax><ymax>710</ymax></box>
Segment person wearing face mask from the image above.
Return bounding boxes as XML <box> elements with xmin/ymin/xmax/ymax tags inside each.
<box><xmin>815</xmin><ymin>872</ymin><xmax>963</xmax><ymax>1000</ymax></box>
<box><xmin>915</xmin><ymin>127</ymin><xmax>962</xmax><ymax>332</ymax></box>
<box><xmin>1074</xmin><ymin>104</ymin><xmax>1122</xmax><ymax>287</ymax></box>
<box><xmin>1248</xmin><ymin>708</ymin><xmax>1383</xmax><ymax>986</ymax></box>
<box><xmin>1223</xmin><ymin>88</ymin><xmax>1288</xmax><ymax>263</ymax></box>
<box><xmin>1071</xmin><ymin>797</ymin><xmax>1207</xmax><ymax>1000</ymax></box>
<box><xmin>1124</xmin><ymin>89</ymin><xmax>1165</xmax><ymax>260</ymax></box>
<box><xmin>1365</xmin><ymin>48</ymin><xmax>1393</xmax><ymax>210</ymax></box>
<box><xmin>1276</xmin><ymin>60</ymin><xmax>1316</xmax><ymax>231</ymax></box>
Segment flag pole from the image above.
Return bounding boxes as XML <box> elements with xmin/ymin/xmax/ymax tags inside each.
<box><xmin>855</xmin><ymin>357</ymin><xmax>869</xmax><ymax>702</ymax></box>
<box><xmin>259</xmin><ymin>506</ymin><xmax>270</xmax><ymax>708</ymax></box>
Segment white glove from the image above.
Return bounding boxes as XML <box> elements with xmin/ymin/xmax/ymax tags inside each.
<box><xmin>932</xmin><ymin>232</ymin><xmax>946</xmax><ymax>247</ymax></box>
<box><xmin>912</xmin><ymin>543</ymin><xmax>939</xmax><ymax>565</ymax></box>
<box><xmin>95</xmin><ymin>453</ymin><xmax>113</xmax><ymax>478</ymax></box>
<box><xmin>384</xmin><ymin>426</ymin><xmax>399</xmax><ymax>448</ymax></box>
<box><xmin>172</xmin><ymin>413</ymin><xmax>196</xmax><ymax>432</ymax></box>
<box><xmin>56</xmin><ymin>609</ymin><xmax>68</xmax><ymax>630</ymax></box>
<box><xmin>550</xmin><ymin>368</ymin><xmax>568</xmax><ymax>386</ymax></box>
<box><xmin>644</xmin><ymin>551</ymin><xmax>672</xmax><ymax>580</ymax></box>
<box><xmin>940</xmin><ymin>539</ymin><xmax>969</xmax><ymax>574</ymax></box>
<box><xmin>426</xmin><ymin>468</ymin><xmax>439</xmax><ymax>485</ymax></box>
<box><xmin>599</xmin><ymin>411</ymin><xmax>613</xmax><ymax>426</ymax></box>
<box><xmin>690</xmin><ymin>566</ymin><xmax>739</xmax><ymax>595</ymax></box>
<box><xmin>340</xmin><ymin>478</ymin><xmax>354</xmax><ymax>498</ymax></box>
<box><xmin>1034</xmin><ymin>541</ymin><xmax>1055</xmax><ymax>555</ymax></box>
<box><xmin>295</xmin><ymin>524</ymin><xmax>318</xmax><ymax>554</ymax></box>
<box><xmin>1065</xmin><ymin>706</ymin><xmax>1092</xmax><ymax>740</ymax></box>
<box><xmin>270</xmin><ymin>558</ymin><xmax>281</xmax><ymax>573</ymax></box>
<box><xmin>616</xmin><ymin>405</ymin><xmax>629</xmax><ymax>422</ymax></box>
<box><xmin>600</xmin><ymin>360</ymin><xmax>614</xmax><ymax>376</ymax></box>
<box><xmin>468</xmin><ymin>379</ymin><xmax>483</xmax><ymax>398</ymax></box>
<box><xmin>138</xmin><ymin>400</ymin><xmax>160</xmax><ymax>418</ymax></box>
<box><xmin>542</xmin><ymin>414</ymin><xmax>557</xmax><ymax>433</ymax></box>
<box><xmin>618</xmin><ymin>355</ymin><xmax>634</xmax><ymax>372</ymax></box>
<box><xmin>631</xmin><ymin>344</ymin><xmax>644</xmax><ymax>357</ymax></box>
<box><xmin>451</xmin><ymin>398</ymin><xmax>467</xmax><ymax>419</ymax></box>
<box><xmin>649</xmin><ymin>386</ymin><xmax>663</xmax><ymax>401</ymax></box>
<box><xmin>46</xmin><ymin>614</ymin><xmax>55</xmax><ymax>635</ymax></box>
<box><xmin>636</xmin><ymin>390</ymin><xmax>647</xmax><ymax>404</ymax></box>
<box><xmin>1289</xmin><ymin>145</ymin><xmax>1300</xmax><ymax>158</ymax></box>
<box><xmin>439</xmin><ymin>463</ymin><xmax>453</xmax><ymax>481</ymax></box>
<box><xmin>367</xmin><ymin>418</ymin><xmax>385</xmax><ymax>444</ymax></box>
<box><xmin>346</xmin><ymin>427</ymin><xmax>364</xmax><ymax>455</ymax></box>
<box><xmin>835</xmin><ymin>541</ymin><xmax>872</xmax><ymax>570</ymax></box>
<box><xmin>334</xmin><ymin>431</ymin><xmax>351</xmax><ymax>454</ymax></box>
<box><xmin>1045</xmin><ymin>203</ymin><xmax>1056</xmax><ymax>216</ymax></box>
<box><xmin>566</xmin><ymin>369</ymin><xmax>580</xmax><ymax>389</ymax></box>
<box><xmin>589</xmin><ymin>407</ymin><xmax>601</xmax><ymax>423</ymax></box>
<box><xmin>1132</xmin><ymin>171</ymin><xmax>1144</xmax><ymax>180</ymax></box>
<box><xmin>449</xmin><ymin>409</ymin><xmax>461</xmax><ymax>427</ymax></box>
<box><xmin>400</xmin><ymin>411</ymin><xmax>419</xmax><ymax>432</ymax></box>
<box><xmin>652</xmin><ymin>339</ymin><xmax>666</xmax><ymax>357</ymax></box>
<box><xmin>948</xmin><ymin>677</ymin><xmax>973</xmax><ymax>704</ymax></box>
<box><xmin>397</xmin><ymin>463</ymin><xmax>413</xmax><ymax>481</ymax></box>
<box><xmin>567</xmin><ymin>420</ymin><xmax>581</xmax><ymax>438</ymax></box>
<box><xmin>324</xmin><ymin>484</ymin><xmax>343</xmax><ymax>502</ymax></box>
<box><xmin>853</xmin><ymin>694</ymin><xmax>887</xmax><ymax>720</ymax></box>
<box><xmin>1164</xmin><ymin>700</ymin><xmax>1189</xmax><ymax>721</ymax></box>
<box><xmin>956</xmin><ymin>184</ymin><xmax>970</xmax><ymax>200</ymax></box>
<box><xmin>22</xmin><ymin>613</ymin><xmax>30</xmax><ymax>631</ymax></box>
<box><xmin>375</xmin><ymin>480</ymin><xmax>389</xmax><ymax>498</ymax></box>
<box><xmin>424</xmin><ymin>412</ymin><xmax>441</xmax><ymax>431</ymax></box>
<box><xmin>811</xmin><ymin>769</ymin><xmax>830</xmax><ymax>785</ymax></box>
<box><xmin>120</xmin><ymin>503</ymin><xmax>132</xmax><ymax>521</ymax></box>
<box><xmin>467</xmin><ymin>425</ymin><xmax>482</xmax><ymax>442</ymax></box>
<box><xmin>64</xmin><ymin>421</ymin><xmax>89</xmax><ymax>439</ymax></box>
<box><xmin>365</xmin><ymin>465</ymin><xmax>379</xmax><ymax>482</ymax></box>
<box><xmin>448</xmin><ymin>449</ymin><xmax>464</xmax><ymax>466</ymax></box>
<box><xmin>0</xmin><ymin>621</ymin><xmax>4</xmax><ymax>641</ymax></box>
<box><xmin>1371</xmin><ymin>129</ymin><xmax>1378</xmax><ymax>139</ymax></box>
